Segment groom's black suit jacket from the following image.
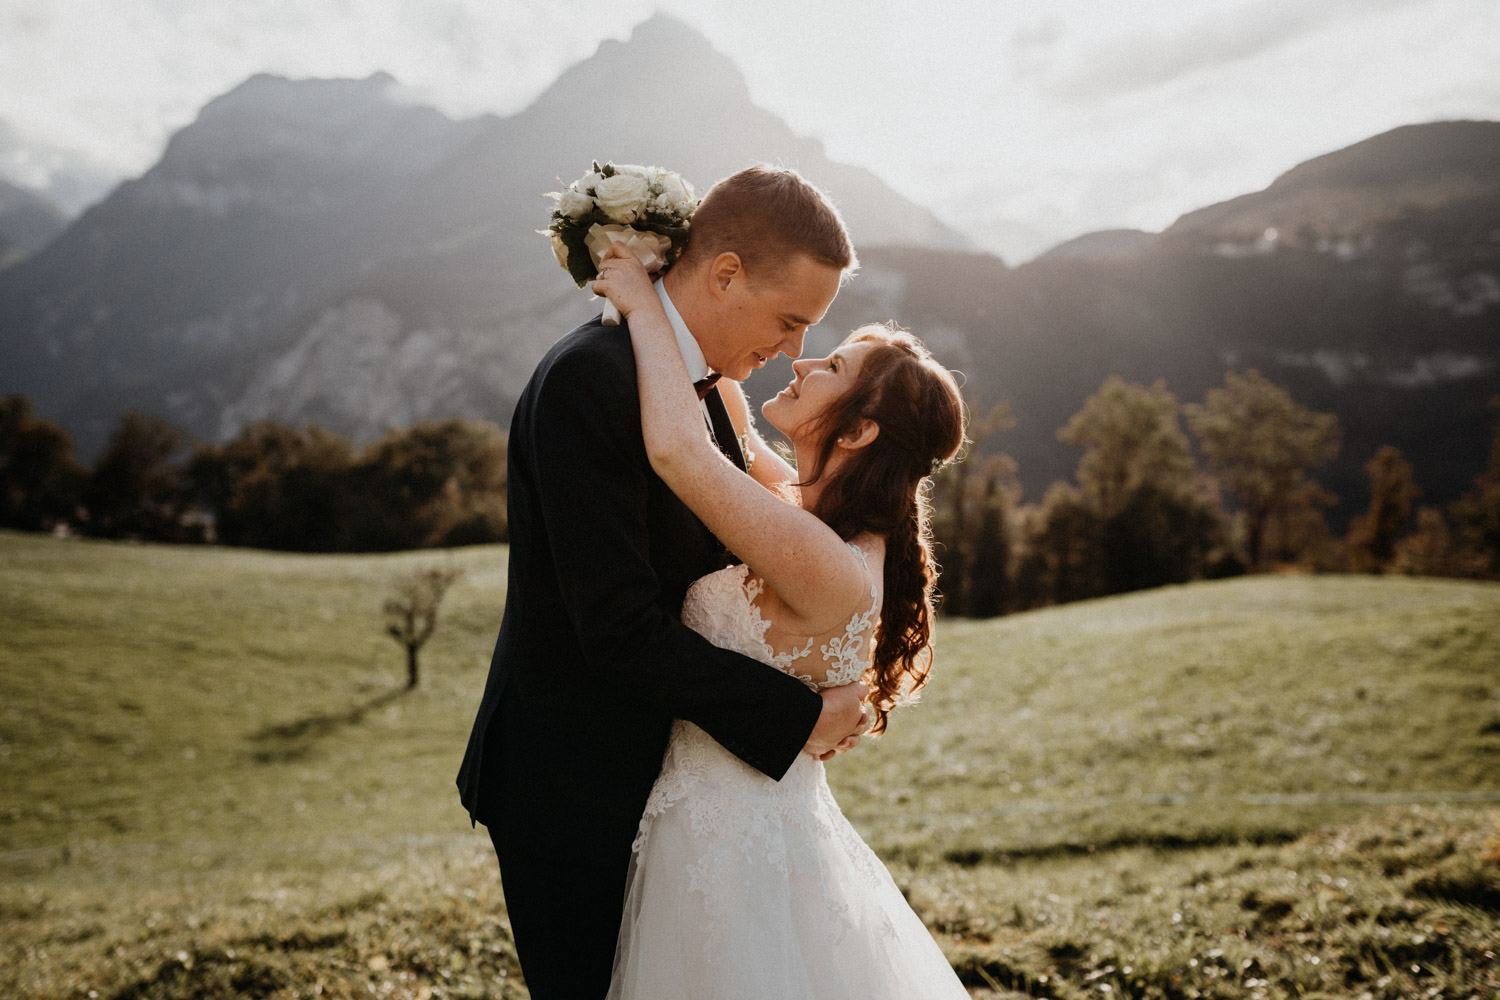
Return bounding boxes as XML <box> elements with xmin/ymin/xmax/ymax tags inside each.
<box><xmin>457</xmin><ymin>316</ymin><xmax>825</xmax><ymax>869</ymax></box>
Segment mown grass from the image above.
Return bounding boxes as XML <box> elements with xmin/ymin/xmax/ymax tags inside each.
<box><xmin>2</xmin><ymin>529</ymin><xmax>1497</xmax><ymax>998</ymax></box>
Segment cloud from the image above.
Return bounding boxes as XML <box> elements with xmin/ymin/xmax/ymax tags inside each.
<box><xmin>1011</xmin><ymin>15</ymin><xmax>1066</xmax><ymax>52</ymax></box>
<box><xmin>1051</xmin><ymin>0</ymin><xmax>1429</xmax><ymax>100</ymax></box>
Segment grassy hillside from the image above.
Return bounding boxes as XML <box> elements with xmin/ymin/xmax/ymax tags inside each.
<box><xmin>2</xmin><ymin>530</ymin><xmax>1497</xmax><ymax>998</ymax></box>
<box><xmin>837</xmin><ymin>573</ymin><xmax>1500</xmax><ymax>862</ymax></box>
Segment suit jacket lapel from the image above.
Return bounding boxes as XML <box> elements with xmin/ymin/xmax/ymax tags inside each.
<box><xmin>702</xmin><ymin>387</ymin><xmax>746</xmax><ymax>472</ymax></box>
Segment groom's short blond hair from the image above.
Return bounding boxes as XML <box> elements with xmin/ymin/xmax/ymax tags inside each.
<box><xmin>678</xmin><ymin>165</ymin><xmax>857</xmax><ymax>282</ymax></box>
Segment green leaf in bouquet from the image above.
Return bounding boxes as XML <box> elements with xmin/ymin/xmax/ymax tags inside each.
<box><xmin>565</xmin><ymin>237</ymin><xmax>596</xmax><ymax>288</ymax></box>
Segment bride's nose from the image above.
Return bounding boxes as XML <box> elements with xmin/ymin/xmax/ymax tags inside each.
<box><xmin>791</xmin><ymin>358</ymin><xmax>813</xmax><ymax>378</ymax></box>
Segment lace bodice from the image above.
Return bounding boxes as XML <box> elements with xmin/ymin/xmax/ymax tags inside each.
<box><xmin>680</xmin><ymin>541</ymin><xmax>880</xmax><ymax>691</ymax></box>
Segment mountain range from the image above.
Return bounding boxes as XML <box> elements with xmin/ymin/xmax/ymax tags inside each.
<box><xmin>0</xmin><ymin>178</ymin><xmax>65</xmax><ymax>267</ymax></box>
<box><xmin>1</xmin><ymin>15</ymin><xmax>1496</xmax><ymax>525</ymax></box>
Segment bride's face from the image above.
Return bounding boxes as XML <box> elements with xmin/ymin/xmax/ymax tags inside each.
<box><xmin>762</xmin><ymin>340</ymin><xmax>876</xmax><ymax>445</ymax></box>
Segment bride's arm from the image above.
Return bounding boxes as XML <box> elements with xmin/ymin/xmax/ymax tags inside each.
<box><xmin>717</xmin><ymin>379</ymin><xmax>799</xmax><ymax>491</ymax></box>
<box><xmin>592</xmin><ymin>245</ymin><xmax>869</xmax><ymax>628</ymax></box>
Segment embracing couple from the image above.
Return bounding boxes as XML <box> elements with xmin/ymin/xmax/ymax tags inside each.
<box><xmin>456</xmin><ymin>165</ymin><xmax>969</xmax><ymax>999</ymax></box>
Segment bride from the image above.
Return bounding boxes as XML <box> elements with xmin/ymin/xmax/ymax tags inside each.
<box><xmin>592</xmin><ymin>244</ymin><xmax>970</xmax><ymax>999</ymax></box>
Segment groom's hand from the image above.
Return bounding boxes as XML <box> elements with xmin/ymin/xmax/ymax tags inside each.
<box><xmin>805</xmin><ymin>682</ymin><xmax>869</xmax><ymax>761</ymax></box>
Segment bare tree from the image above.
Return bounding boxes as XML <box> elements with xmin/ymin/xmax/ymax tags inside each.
<box><xmin>384</xmin><ymin>567</ymin><xmax>464</xmax><ymax>689</ymax></box>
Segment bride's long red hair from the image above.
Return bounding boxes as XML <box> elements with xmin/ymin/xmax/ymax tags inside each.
<box><xmin>795</xmin><ymin>325</ymin><xmax>965</xmax><ymax>734</ymax></box>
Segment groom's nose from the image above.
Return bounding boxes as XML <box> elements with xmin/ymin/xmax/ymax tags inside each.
<box><xmin>777</xmin><ymin>328</ymin><xmax>807</xmax><ymax>360</ymax></box>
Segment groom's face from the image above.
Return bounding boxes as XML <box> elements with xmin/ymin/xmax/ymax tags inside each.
<box><xmin>705</xmin><ymin>253</ymin><xmax>843</xmax><ymax>381</ymax></box>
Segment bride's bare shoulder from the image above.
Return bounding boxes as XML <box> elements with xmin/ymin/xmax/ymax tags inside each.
<box><xmin>757</xmin><ymin>531</ymin><xmax>886</xmax><ymax>637</ymax></box>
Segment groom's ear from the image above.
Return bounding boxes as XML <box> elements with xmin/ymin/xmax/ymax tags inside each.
<box><xmin>707</xmin><ymin>252</ymin><xmax>745</xmax><ymax>296</ymax></box>
<box><xmin>837</xmin><ymin>419</ymin><xmax>880</xmax><ymax>451</ymax></box>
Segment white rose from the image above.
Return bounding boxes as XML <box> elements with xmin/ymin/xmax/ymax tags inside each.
<box><xmin>657</xmin><ymin>172</ymin><xmax>695</xmax><ymax>213</ymax></box>
<box><xmin>576</xmin><ymin>171</ymin><xmax>604</xmax><ymax>193</ymax></box>
<box><xmin>612</xmin><ymin>163</ymin><xmax>652</xmax><ymax>179</ymax></box>
<box><xmin>557</xmin><ymin>188</ymin><xmax>594</xmax><ymax>219</ymax></box>
<box><xmin>593</xmin><ymin>173</ymin><xmax>651</xmax><ymax>224</ymax></box>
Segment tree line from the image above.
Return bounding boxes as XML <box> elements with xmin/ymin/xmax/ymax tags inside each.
<box><xmin>3</xmin><ymin>370</ymin><xmax>1497</xmax><ymax>613</ymax></box>
<box><xmin>0</xmin><ymin>397</ymin><xmax>507</xmax><ymax>552</ymax></box>
<box><xmin>931</xmin><ymin>372</ymin><xmax>1500</xmax><ymax>616</ymax></box>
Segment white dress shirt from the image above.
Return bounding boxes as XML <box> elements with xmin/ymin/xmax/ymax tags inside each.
<box><xmin>655</xmin><ymin>281</ymin><xmax>716</xmax><ymax>426</ymax></box>
<box><xmin>656</xmin><ymin>280</ymin><xmax>710</xmax><ymax>385</ymax></box>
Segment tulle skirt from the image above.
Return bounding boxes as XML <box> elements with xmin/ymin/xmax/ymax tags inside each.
<box><xmin>605</xmin><ymin>721</ymin><xmax>969</xmax><ymax>999</ymax></box>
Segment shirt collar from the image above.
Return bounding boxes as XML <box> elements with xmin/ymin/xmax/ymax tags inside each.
<box><xmin>656</xmin><ymin>280</ymin><xmax>710</xmax><ymax>383</ymax></box>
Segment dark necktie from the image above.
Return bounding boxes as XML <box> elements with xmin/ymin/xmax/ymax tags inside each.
<box><xmin>694</xmin><ymin>377</ymin><xmax>745</xmax><ymax>472</ymax></box>
<box><xmin>693</xmin><ymin>372</ymin><xmax>722</xmax><ymax>400</ymax></box>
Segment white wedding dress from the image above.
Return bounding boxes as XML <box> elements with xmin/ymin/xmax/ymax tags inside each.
<box><xmin>606</xmin><ymin>543</ymin><xmax>970</xmax><ymax>999</ymax></box>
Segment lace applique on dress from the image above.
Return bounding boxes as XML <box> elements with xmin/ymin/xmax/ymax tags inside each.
<box><xmin>739</xmin><ymin>540</ymin><xmax>880</xmax><ymax>691</ymax></box>
<box><xmin>741</xmin><ymin>573</ymin><xmax>815</xmax><ymax>678</ymax></box>
<box><xmin>818</xmin><ymin>542</ymin><xmax>880</xmax><ymax>688</ymax></box>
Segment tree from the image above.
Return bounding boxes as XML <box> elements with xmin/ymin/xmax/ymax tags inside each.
<box><xmin>1347</xmin><ymin>445</ymin><xmax>1421</xmax><ymax>573</ymax></box>
<box><xmin>356</xmin><ymin>418</ymin><xmax>508</xmax><ymax>550</ymax></box>
<box><xmin>190</xmin><ymin>421</ymin><xmax>360</xmax><ymax>551</ymax></box>
<box><xmin>1185</xmin><ymin>370</ymin><xmax>1341</xmax><ymax>568</ymax></box>
<box><xmin>1058</xmin><ymin>376</ymin><xmax>1198</xmax><ymax>518</ymax></box>
<box><xmin>384</xmin><ymin>567</ymin><xmax>464</xmax><ymax>689</ymax></box>
<box><xmin>1016</xmin><ymin>482</ymin><xmax>1104</xmax><ymax>607</ymax></box>
<box><xmin>1259</xmin><ymin>481</ymin><xmax>1340</xmax><ymax>569</ymax></box>
<box><xmin>1446</xmin><ymin>395</ymin><xmax>1500</xmax><ymax>578</ymax></box>
<box><xmin>1012</xmin><ymin>377</ymin><xmax>1231</xmax><ymax>607</ymax></box>
<box><xmin>929</xmin><ymin>402</ymin><xmax>1013</xmax><ymax>616</ymax></box>
<box><xmin>1102</xmin><ymin>481</ymin><xmax>1231</xmax><ymax>594</ymax></box>
<box><xmin>1394</xmin><ymin>507</ymin><xmax>1458</xmax><ymax>577</ymax></box>
<box><xmin>84</xmin><ymin>411</ymin><xmax>190</xmax><ymax>539</ymax></box>
<box><xmin>0</xmin><ymin>395</ymin><xmax>85</xmax><ymax>531</ymax></box>
<box><xmin>965</xmin><ymin>468</ymin><xmax>1016</xmax><ymax>617</ymax></box>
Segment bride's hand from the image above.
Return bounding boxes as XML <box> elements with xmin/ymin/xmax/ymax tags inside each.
<box><xmin>590</xmin><ymin>242</ymin><xmax>658</xmax><ymax>321</ymax></box>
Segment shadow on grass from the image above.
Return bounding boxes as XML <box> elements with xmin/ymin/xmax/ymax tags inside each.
<box><xmin>246</xmin><ymin>688</ymin><xmax>407</xmax><ymax>763</ymax></box>
<box><xmin>936</xmin><ymin>826</ymin><xmax>1304</xmax><ymax>867</ymax></box>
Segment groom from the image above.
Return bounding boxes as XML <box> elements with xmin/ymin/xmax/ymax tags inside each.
<box><xmin>456</xmin><ymin>165</ymin><xmax>868</xmax><ymax>999</ymax></box>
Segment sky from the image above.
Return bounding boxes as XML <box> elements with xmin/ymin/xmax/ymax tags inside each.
<box><xmin>2</xmin><ymin>0</ymin><xmax>1498</xmax><ymax>260</ymax></box>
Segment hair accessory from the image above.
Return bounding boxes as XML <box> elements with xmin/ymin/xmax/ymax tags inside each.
<box><xmin>929</xmin><ymin>456</ymin><xmax>946</xmax><ymax>475</ymax></box>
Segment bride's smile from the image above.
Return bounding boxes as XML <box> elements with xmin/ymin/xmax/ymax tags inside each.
<box><xmin>764</xmin><ymin>341</ymin><xmax>877</xmax><ymax>441</ymax></box>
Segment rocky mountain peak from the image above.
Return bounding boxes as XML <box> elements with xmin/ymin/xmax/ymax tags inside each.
<box><xmin>155</xmin><ymin>71</ymin><xmax>466</xmax><ymax>186</ymax></box>
<box><xmin>526</xmin><ymin>13</ymin><xmax>752</xmax><ymax>119</ymax></box>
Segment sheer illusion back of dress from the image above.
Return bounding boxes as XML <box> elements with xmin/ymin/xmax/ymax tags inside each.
<box><xmin>606</xmin><ymin>541</ymin><xmax>970</xmax><ymax>1000</ymax></box>
<box><xmin>688</xmin><ymin>539</ymin><xmax>880</xmax><ymax>693</ymax></box>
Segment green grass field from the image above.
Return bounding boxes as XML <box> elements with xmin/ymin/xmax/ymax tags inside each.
<box><xmin>3</xmin><ymin>529</ymin><xmax>1498</xmax><ymax>999</ymax></box>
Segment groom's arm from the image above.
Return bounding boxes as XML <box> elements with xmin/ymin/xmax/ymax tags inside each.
<box><xmin>528</xmin><ymin>341</ymin><xmax>831</xmax><ymax>780</ymax></box>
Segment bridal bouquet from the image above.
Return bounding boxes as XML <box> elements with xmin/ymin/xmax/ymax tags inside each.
<box><xmin>542</xmin><ymin>161</ymin><xmax>700</xmax><ymax>325</ymax></box>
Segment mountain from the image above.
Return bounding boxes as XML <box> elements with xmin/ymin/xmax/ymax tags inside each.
<box><xmin>0</xmin><ymin>177</ymin><xmax>66</xmax><ymax>266</ymax></box>
<box><xmin>809</xmin><ymin>122</ymin><xmax>1500</xmax><ymax>522</ymax></box>
<box><xmin>1036</xmin><ymin>228</ymin><xmax>1157</xmax><ymax>262</ymax></box>
<box><xmin>0</xmin><ymin>21</ymin><xmax>1495</xmax><ymax>524</ymax></box>
<box><xmin>0</xmin><ymin>15</ymin><xmax>966</xmax><ymax>457</ymax></box>
<box><xmin>1164</xmin><ymin>121</ymin><xmax>1500</xmax><ymax>252</ymax></box>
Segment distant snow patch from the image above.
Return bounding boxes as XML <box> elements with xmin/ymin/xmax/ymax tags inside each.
<box><xmin>1275</xmin><ymin>350</ymin><xmax>1371</xmax><ymax>387</ymax></box>
<box><xmin>1403</xmin><ymin>265</ymin><xmax>1500</xmax><ymax>316</ymax></box>
<box><xmin>1381</xmin><ymin>352</ymin><xmax>1494</xmax><ymax>388</ymax></box>
<box><xmin>1276</xmin><ymin>349</ymin><xmax>1493</xmax><ymax>388</ymax></box>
